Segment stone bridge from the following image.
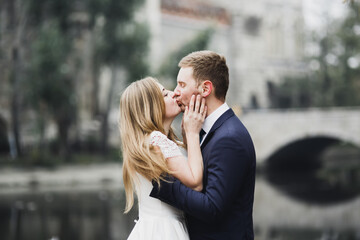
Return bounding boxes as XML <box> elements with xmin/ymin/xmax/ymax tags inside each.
<box><xmin>241</xmin><ymin>107</ymin><xmax>360</xmax><ymax>164</ymax></box>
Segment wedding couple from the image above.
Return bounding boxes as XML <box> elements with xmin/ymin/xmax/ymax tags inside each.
<box><xmin>119</xmin><ymin>50</ymin><xmax>256</xmax><ymax>240</ymax></box>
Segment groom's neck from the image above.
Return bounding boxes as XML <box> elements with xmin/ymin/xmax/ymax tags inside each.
<box><xmin>205</xmin><ymin>97</ymin><xmax>225</xmax><ymax>118</ymax></box>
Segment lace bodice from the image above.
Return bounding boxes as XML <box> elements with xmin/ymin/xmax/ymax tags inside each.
<box><xmin>149</xmin><ymin>131</ymin><xmax>182</xmax><ymax>158</ymax></box>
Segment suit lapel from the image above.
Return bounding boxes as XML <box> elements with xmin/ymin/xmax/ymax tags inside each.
<box><xmin>201</xmin><ymin>109</ymin><xmax>235</xmax><ymax>150</ymax></box>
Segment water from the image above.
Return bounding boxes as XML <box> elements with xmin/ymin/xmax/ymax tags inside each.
<box><xmin>255</xmin><ymin>143</ymin><xmax>360</xmax><ymax>240</ymax></box>
<box><xmin>1</xmin><ymin>178</ymin><xmax>360</xmax><ymax>240</ymax></box>
<box><xmin>1</xmin><ymin>144</ymin><xmax>360</xmax><ymax>240</ymax></box>
<box><xmin>253</xmin><ymin>177</ymin><xmax>360</xmax><ymax>240</ymax></box>
<box><xmin>0</xmin><ymin>188</ymin><xmax>137</xmax><ymax>240</ymax></box>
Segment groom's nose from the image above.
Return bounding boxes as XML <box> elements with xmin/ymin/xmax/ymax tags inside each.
<box><xmin>173</xmin><ymin>87</ymin><xmax>180</xmax><ymax>98</ymax></box>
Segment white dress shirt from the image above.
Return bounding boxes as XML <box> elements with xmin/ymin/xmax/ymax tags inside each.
<box><xmin>200</xmin><ymin>102</ymin><xmax>230</xmax><ymax>145</ymax></box>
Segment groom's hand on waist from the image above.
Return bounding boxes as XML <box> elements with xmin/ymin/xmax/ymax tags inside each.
<box><xmin>150</xmin><ymin>174</ymin><xmax>177</xmax><ymax>201</ymax></box>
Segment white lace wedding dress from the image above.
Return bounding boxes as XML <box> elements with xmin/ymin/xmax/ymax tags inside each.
<box><xmin>127</xmin><ymin>131</ymin><xmax>189</xmax><ymax>240</ymax></box>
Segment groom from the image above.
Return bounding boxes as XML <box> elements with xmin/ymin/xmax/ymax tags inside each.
<box><xmin>150</xmin><ymin>50</ymin><xmax>256</xmax><ymax>239</ymax></box>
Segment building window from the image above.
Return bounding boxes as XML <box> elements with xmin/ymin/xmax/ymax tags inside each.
<box><xmin>250</xmin><ymin>94</ymin><xmax>259</xmax><ymax>109</ymax></box>
<box><xmin>267</xmin><ymin>80</ymin><xmax>276</xmax><ymax>108</ymax></box>
<box><xmin>244</xmin><ymin>16</ymin><xmax>261</xmax><ymax>36</ymax></box>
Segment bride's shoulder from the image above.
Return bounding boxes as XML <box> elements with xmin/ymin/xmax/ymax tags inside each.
<box><xmin>149</xmin><ymin>131</ymin><xmax>167</xmax><ymax>143</ymax></box>
<box><xmin>149</xmin><ymin>130</ymin><xmax>175</xmax><ymax>146</ymax></box>
<box><xmin>149</xmin><ymin>131</ymin><xmax>183</xmax><ymax>158</ymax></box>
<box><xmin>150</xmin><ymin>130</ymin><xmax>165</xmax><ymax>138</ymax></box>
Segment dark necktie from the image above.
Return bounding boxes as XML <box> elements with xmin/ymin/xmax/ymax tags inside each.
<box><xmin>199</xmin><ymin>129</ymin><xmax>206</xmax><ymax>143</ymax></box>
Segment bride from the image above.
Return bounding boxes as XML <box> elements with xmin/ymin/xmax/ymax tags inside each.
<box><xmin>118</xmin><ymin>77</ymin><xmax>206</xmax><ymax>239</ymax></box>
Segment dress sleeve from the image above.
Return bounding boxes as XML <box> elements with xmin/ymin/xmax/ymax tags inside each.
<box><xmin>150</xmin><ymin>131</ymin><xmax>183</xmax><ymax>158</ymax></box>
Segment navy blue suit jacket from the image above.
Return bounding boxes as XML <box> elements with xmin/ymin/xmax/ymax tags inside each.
<box><xmin>150</xmin><ymin>109</ymin><xmax>256</xmax><ymax>240</ymax></box>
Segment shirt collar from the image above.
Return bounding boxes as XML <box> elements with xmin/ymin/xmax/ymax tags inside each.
<box><xmin>202</xmin><ymin>102</ymin><xmax>230</xmax><ymax>134</ymax></box>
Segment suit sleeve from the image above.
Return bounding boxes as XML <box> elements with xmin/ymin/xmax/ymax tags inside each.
<box><xmin>150</xmin><ymin>136</ymin><xmax>251</xmax><ymax>223</ymax></box>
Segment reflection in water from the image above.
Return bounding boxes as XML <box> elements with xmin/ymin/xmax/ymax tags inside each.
<box><xmin>264</xmin><ymin>138</ymin><xmax>360</xmax><ymax>205</ymax></box>
<box><xmin>255</xmin><ymin>226</ymin><xmax>360</xmax><ymax>240</ymax></box>
<box><xmin>0</xmin><ymin>189</ymin><xmax>137</xmax><ymax>240</ymax></box>
<box><xmin>253</xmin><ymin>176</ymin><xmax>360</xmax><ymax>240</ymax></box>
<box><xmin>255</xmin><ymin>138</ymin><xmax>360</xmax><ymax>239</ymax></box>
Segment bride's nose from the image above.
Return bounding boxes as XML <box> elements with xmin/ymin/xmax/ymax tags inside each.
<box><xmin>169</xmin><ymin>91</ymin><xmax>175</xmax><ymax>98</ymax></box>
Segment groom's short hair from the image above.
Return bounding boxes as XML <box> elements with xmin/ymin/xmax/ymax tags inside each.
<box><xmin>178</xmin><ymin>50</ymin><xmax>229</xmax><ymax>101</ymax></box>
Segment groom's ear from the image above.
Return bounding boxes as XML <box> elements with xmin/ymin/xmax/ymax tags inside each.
<box><xmin>201</xmin><ymin>80</ymin><xmax>212</xmax><ymax>98</ymax></box>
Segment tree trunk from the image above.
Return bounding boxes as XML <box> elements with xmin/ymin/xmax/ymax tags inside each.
<box><xmin>7</xmin><ymin>0</ymin><xmax>26</xmax><ymax>157</ymax></box>
<box><xmin>90</xmin><ymin>30</ymin><xmax>100</xmax><ymax>117</ymax></box>
<box><xmin>56</xmin><ymin>119</ymin><xmax>70</xmax><ymax>160</ymax></box>
<box><xmin>11</xmin><ymin>47</ymin><xmax>23</xmax><ymax>157</ymax></box>
<box><xmin>100</xmin><ymin>65</ymin><xmax>117</xmax><ymax>155</ymax></box>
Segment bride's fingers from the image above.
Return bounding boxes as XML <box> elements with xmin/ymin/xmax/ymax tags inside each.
<box><xmin>189</xmin><ymin>95</ymin><xmax>195</xmax><ymax>112</ymax></box>
<box><xmin>199</xmin><ymin>97</ymin><xmax>205</xmax><ymax>115</ymax></box>
<box><xmin>201</xmin><ymin>106</ymin><xmax>207</xmax><ymax>121</ymax></box>
<box><xmin>194</xmin><ymin>95</ymin><xmax>201</xmax><ymax>113</ymax></box>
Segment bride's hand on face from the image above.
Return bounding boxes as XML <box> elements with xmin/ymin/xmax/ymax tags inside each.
<box><xmin>181</xmin><ymin>118</ymin><xmax>187</xmax><ymax>146</ymax></box>
<box><xmin>183</xmin><ymin>95</ymin><xmax>207</xmax><ymax>135</ymax></box>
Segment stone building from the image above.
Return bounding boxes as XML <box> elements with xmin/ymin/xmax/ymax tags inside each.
<box><xmin>141</xmin><ymin>0</ymin><xmax>306</xmax><ymax>110</ymax></box>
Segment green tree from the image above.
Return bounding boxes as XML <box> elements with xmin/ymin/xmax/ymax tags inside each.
<box><xmin>311</xmin><ymin>1</ymin><xmax>360</xmax><ymax>107</ymax></box>
<box><xmin>23</xmin><ymin>0</ymin><xmax>79</xmax><ymax>159</ymax></box>
<box><xmin>23</xmin><ymin>0</ymin><xmax>149</xmax><ymax>158</ymax></box>
<box><xmin>2</xmin><ymin>0</ymin><xmax>29</xmax><ymax>157</ymax></box>
<box><xmin>1</xmin><ymin>0</ymin><xmax>150</xmax><ymax>163</ymax></box>
<box><xmin>273</xmin><ymin>2</ymin><xmax>360</xmax><ymax>109</ymax></box>
<box><xmin>87</xmin><ymin>0</ymin><xmax>149</xmax><ymax>154</ymax></box>
<box><xmin>27</xmin><ymin>21</ymin><xmax>76</xmax><ymax>158</ymax></box>
<box><xmin>332</xmin><ymin>1</ymin><xmax>360</xmax><ymax>106</ymax></box>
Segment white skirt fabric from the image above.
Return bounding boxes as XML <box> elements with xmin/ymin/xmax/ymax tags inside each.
<box><xmin>127</xmin><ymin>174</ymin><xmax>189</xmax><ymax>240</ymax></box>
<box><xmin>127</xmin><ymin>215</ymin><xmax>189</xmax><ymax>240</ymax></box>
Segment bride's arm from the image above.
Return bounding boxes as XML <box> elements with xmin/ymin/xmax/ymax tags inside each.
<box><xmin>167</xmin><ymin>95</ymin><xmax>206</xmax><ymax>192</ymax></box>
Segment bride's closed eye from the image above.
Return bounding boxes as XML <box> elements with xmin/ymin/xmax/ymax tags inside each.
<box><xmin>163</xmin><ymin>90</ymin><xmax>170</xmax><ymax>97</ymax></box>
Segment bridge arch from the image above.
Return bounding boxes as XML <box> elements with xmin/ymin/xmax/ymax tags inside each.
<box><xmin>262</xmin><ymin>134</ymin><xmax>360</xmax><ymax>205</ymax></box>
<box><xmin>262</xmin><ymin>132</ymin><xmax>360</xmax><ymax>165</ymax></box>
<box><xmin>241</xmin><ymin>108</ymin><xmax>360</xmax><ymax>205</ymax></box>
<box><xmin>241</xmin><ymin>107</ymin><xmax>360</xmax><ymax>164</ymax></box>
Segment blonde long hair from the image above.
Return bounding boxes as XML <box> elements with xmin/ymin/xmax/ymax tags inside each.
<box><xmin>119</xmin><ymin>77</ymin><xmax>179</xmax><ymax>213</ymax></box>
